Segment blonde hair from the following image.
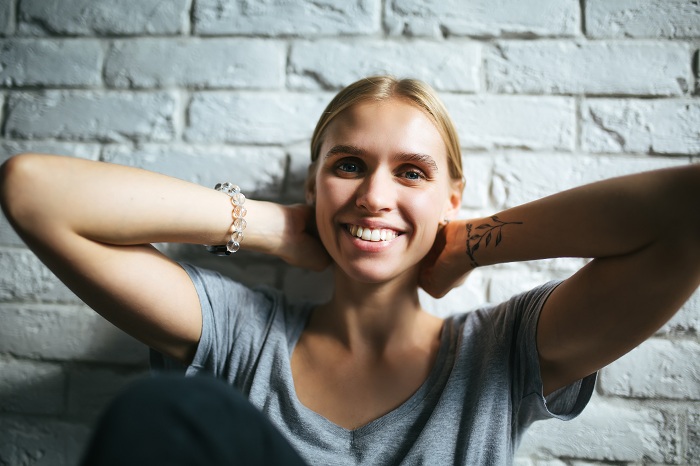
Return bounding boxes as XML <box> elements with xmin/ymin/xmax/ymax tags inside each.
<box><xmin>308</xmin><ymin>76</ymin><xmax>464</xmax><ymax>190</ymax></box>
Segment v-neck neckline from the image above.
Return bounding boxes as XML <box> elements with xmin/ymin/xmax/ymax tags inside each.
<box><xmin>285</xmin><ymin>304</ymin><xmax>456</xmax><ymax>438</ymax></box>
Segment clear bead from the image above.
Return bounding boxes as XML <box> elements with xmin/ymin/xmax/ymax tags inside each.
<box><xmin>233</xmin><ymin>218</ymin><xmax>247</xmax><ymax>231</ymax></box>
<box><xmin>232</xmin><ymin>231</ymin><xmax>244</xmax><ymax>242</ymax></box>
<box><xmin>232</xmin><ymin>206</ymin><xmax>247</xmax><ymax>218</ymax></box>
<box><xmin>231</xmin><ymin>192</ymin><xmax>246</xmax><ymax>206</ymax></box>
<box><xmin>226</xmin><ymin>239</ymin><xmax>240</xmax><ymax>253</ymax></box>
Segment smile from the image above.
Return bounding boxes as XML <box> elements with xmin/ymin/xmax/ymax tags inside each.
<box><xmin>346</xmin><ymin>224</ymin><xmax>400</xmax><ymax>242</ymax></box>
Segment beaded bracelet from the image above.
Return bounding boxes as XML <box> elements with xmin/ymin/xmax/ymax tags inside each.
<box><xmin>205</xmin><ymin>182</ymin><xmax>247</xmax><ymax>256</ymax></box>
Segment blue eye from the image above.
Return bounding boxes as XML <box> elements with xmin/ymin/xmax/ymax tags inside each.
<box><xmin>401</xmin><ymin>169</ymin><xmax>425</xmax><ymax>181</ymax></box>
<box><xmin>338</xmin><ymin>162</ymin><xmax>359</xmax><ymax>173</ymax></box>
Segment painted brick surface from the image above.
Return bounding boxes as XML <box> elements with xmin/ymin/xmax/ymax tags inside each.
<box><xmin>520</xmin><ymin>398</ymin><xmax>681</xmax><ymax>463</ymax></box>
<box><xmin>18</xmin><ymin>0</ymin><xmax>190</xmax><ymax>36</ymax></box>
<box><xmin>0</xmin><ymin>357</ymin><xmax>65</xmax><ymax>415</ymax></box>
<box><xmin>0</xmin><ymin>249</ymin><xmax>78</xmax><ymax>302</ymax></box>
<box><xmin>102</xmin><ymin>144</ymin><xmax>288</xmax><ymax>198</ymax></box>
<box><xmin>586</xmin><ymin>0</ymin><xmax>700</xmax><ymax>39</ymax></box>
<box><xmin>442</xmin><ymin>96</ymin><xmax>575</xmax><ymax>151</ymax></box>
<box><xmin>600</xmin><ymin>339</ymin><xmax>700</xmax><ymax>400</ymax></box>
<box><xmin>0</xmin><ymin>304</ymin><xmax>148</xmax><ymax>365</ymax></box>
<box><xmin>289</xmin><ymin>40</ymin><xmax>481</xmax><ymax>91</ymax></box>
<box><xmin>581</xmin><ymin>99</ymin><xmax>700</xmax><ymax>155</ymax></box>
<box><xmin>0</xmin><ymin>1</ymin><xmax>14</xmax><ymax>36</ymax></box>
<box><xmin>688</xmin><ymin>411</ymin><xmax>700</xmax><ymax>464</ymax></box>
<box><xmin>0</xmin><ymin>416</ymin><xmax>91</xmax><ymax>466</ymax></box>
<box><xmin>193</xmin><ymin>0</ymin><xmax>380</xmax><ymax>36</ymax></box>
<box><xmin>487</xmin><ymin>41</ymin><xmax>691</xmax><ymax>96</ymax></box>
<box><xmin>185</xmin><ymin>92</ymin><xmax>329</xmax><ymax>144</ymax></box>
<box><xmin>6</xmin><ymin>91</ymin><xmax>178</xmax><ymax>143</ymax></box>
<box><xmin>384</xmin><ymin>0</ymin><xmax>580</xmax><ymax>37</ymax></box>
<box><xmin>1</xmin><ymin>1</ymin><xmax>699</xmax><ymax>464</ymax></box>
<box><xmin>659</xmin><ymin>288</ymin><xmax>700</xmax><ymax>335</ymax></box>
<box><xmin>105</xmin><ymin>39</ymin><xmax>286</xmax><ymax>89</ymax></box>
<box><xmin>1</xmin><ymin>39</ymin><xmax>103</xmax><ymax>87</ymax></box>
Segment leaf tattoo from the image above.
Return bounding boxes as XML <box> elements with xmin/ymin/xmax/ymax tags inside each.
<box><xmin>465</xmin><ymin>215</ymin><xmax>523</xmax><ymax>267</ymax></box>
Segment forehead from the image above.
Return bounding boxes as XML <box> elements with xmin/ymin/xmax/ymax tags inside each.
<box><xmin>321</xmin><ymin>98</ymin><xmax>448</xmax><ymax>163</ymax></box>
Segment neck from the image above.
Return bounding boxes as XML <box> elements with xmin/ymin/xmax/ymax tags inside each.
<box><xmin>310</xmin><ymin>266</ymin><xmax>439</xmax><ymax>355</ymax></box>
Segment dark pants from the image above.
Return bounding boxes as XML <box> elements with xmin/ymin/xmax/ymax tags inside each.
<box><xmin>81</xmin><ymin>375</ymin><xmax>308</xmax><ymax>465</ymax></box>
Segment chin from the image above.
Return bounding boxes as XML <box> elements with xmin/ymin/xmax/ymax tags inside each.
<box><xmin>332</xmin><ymin>260</ymin><xmax>418</xmax><ymax>286</ymax></box>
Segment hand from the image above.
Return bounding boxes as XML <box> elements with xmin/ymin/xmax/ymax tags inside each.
<box><xmin>419</xmin><ymin>221</ymin><xmax>473</xmax><ymax>298</ymax></box>
<box><xmin>277</xmin><ymin>204</ymin><xmax>332</xmax><ymax>271</ymax></box>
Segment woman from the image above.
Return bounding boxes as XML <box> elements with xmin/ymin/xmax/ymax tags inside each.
<box><xmin>1</xmin><ymin>76</ymin><xmax>699</xmax><ymax>465</ymax></box>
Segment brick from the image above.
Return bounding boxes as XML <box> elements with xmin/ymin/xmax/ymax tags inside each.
<box><xmin>0</xmin><ymin>215</ymin><xmax>23</xmax><ymax>247</ymax></box>
<box><xmin>441</xmin><ymin>95</ymin><xmax>575</xmax><ymax>151</ymax></box>
<box><xmin>487</xmin><ymin>41</ymin><xmax>691</xmax><ymax>96</ymax></box>
<box><xmin>0</xmin><ymin>415</ymin><xmax>90</xmax><ymax>466</ymax></box>
<box><xmin>385</xmin><ymin>0</ymin><xmax>580</xmax><ymax>38</ymax></box>
<box><xmin>0</xmin><ymin>141</ymin><xmax>101</xmax><ymax>162</ymax></box>
<box><xmin>67</xmin><ymin>367</ymin><xmax>147</xmax><ymax>420</ymax></box>
<box><xmin>490</xmin><ymin>153</ymin><xmax>688</xmax><ymax>209</ymax></box>
<box><xmin>586</xmin><ymin>0</ymin><xmax>700</xmax><ymax>39</ymax></box>
<box><xmin>194</xmin><ymin>0</ymin><xmax>380</xmax><ymax>36</ymax></box>
<box><xmin>0</xmin><ymin>304</ymin><xmax>148</xmax><ymax>365</ymax></box>
<box><xmin>688</xmin><ymin>411</ymin><xmax>700</xmax><ymax>464</ymax></box>
<box><xmin>18</xmin><ymin>0</ymin><xmax>190</xmax><ymax>36</ymax></box>
<box><xmin>0</xmin><ymin>0</ymin><xmax>13</xmax><ymax>36</ymax></box>
<box><xmin>0</xmin><ymin>249</ymin><xmax>80</xmax><ymax>302</ymax></box>
<box><xmin>288</xmin><ymin>40</ymin><xmax>481</xmax><ymax>92</ymax></box>
<box><xmin>105</xmin><ymin>39</ymin><xmax>285</xmax><ymax>89</ymax></box>
<box><xmin>659</xmin><ymin>287</ymin><xmax>699</xmax><ymax>334</ymax></box>
<box><xmin>519</xmin><ymin>398</ymin><xmax>681</xmax><ymax>463</ymax></box>
<box><xmin>600</xmin><ymin>339</ymin><xmax>700</xmax><ymax>400</ymax></box>
<box><xmin>581</xmin><ymin>99</ymin><xmax>700</xmax><ymax>155</ymax></box>
<box><xmin>5</xmin><ymin>91</ymin><xmax>177</xmax><ymax>143</ymax></box>
<box><xmin>102</xmin><ymin>144</ymin><xmax>288</xmax><ymax>199</ymax></box>
<box><xmin>185</xmin><ymin>92</ymin><xmax>330</xmax><ymax>145</ymax></box>
<box><xmin>0</xmin><ymin>357</ymin><xmax>65</xmax><ymax>415</ymax></box>
<box><xmin>1</xmin><ymin>39</ymin><xmax>103</xmax><ymax>88</ymax></box>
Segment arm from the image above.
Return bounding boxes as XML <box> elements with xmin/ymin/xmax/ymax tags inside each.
<box><xmin>0</xmin><ymin>153</ymin><xmax>329</xmax><ymax>363</ymax></box>
<box><xmin>421</xmin><ymin>164</ymin><xmax>700</xmax><ymax>395</ymax></box>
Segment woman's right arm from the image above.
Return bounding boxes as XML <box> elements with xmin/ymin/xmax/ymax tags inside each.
<box><xmin>0</xmin><ymin>153</ymin><xmax>329</xmax><ymax>363</ymax></box>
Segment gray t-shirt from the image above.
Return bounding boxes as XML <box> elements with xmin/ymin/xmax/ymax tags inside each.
<box><xmin>152</xmin><ymin>263</ymin><xmax>596</xmax><ymax>465</ymax></box>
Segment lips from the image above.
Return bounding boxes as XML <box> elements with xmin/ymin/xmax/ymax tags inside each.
<box><xmin>346</xmin><ymin>224</ymin><xmax>400</xmax><ymax>242</ymax></box>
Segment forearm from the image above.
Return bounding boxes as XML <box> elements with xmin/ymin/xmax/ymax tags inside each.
<box><xmin>457</xmin><ymin>164</ymin><xmax>700</xmax><ymax>268</ymax></box>
<box><xmin>0</xmin><ymin>153</ymin><xmax>284</xmax><ymax>253</ymax></box>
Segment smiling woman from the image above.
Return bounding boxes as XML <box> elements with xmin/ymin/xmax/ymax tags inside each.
<box><xmin>1</xmin><ymin>76</ymin><xmax>699</xmax><ymax>465</ymax></box>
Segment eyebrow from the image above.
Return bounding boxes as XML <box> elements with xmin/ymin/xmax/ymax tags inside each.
<box><xmin>324</xmin><ymin>144</ymin><xmax>439</xmax><ymax>172</ymax></box>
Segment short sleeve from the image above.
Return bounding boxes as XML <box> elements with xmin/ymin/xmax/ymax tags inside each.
<box><xmin>150</xmin><ymin>263</ymin><xmax>279</xmax><ymax>391</ymax></box>
<box><xmin>487</xmin><ymin>281</ymin><xmax>597</xmax><ymax>429</ymax></box>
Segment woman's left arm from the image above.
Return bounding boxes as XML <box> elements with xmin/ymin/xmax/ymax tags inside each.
<box><xmin>423</xmin><ymin>164</ymin><xmax>700</xmax><ymax>395</ymax></box>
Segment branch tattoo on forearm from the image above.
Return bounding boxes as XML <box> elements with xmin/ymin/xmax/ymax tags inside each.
<box><xmin>466</xmin><ymin>215</ymin><xmax>523</xmax><ymax>267</ymax></box>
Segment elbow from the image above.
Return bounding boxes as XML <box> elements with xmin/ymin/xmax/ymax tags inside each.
<box><xmin>0</xmin><ymin>153</ymin><xmax>42</xmax><ymax>231</ymax></box>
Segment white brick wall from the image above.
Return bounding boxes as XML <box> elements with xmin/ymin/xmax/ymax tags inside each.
<box><xmin>0</xmin><ymin>1</ymin><xmax>698</xmax><ymax>464</ymax></box>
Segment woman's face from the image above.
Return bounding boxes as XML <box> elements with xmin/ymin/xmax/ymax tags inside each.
<box><xmin>310</xmin><ymin>98</ymin><xmax>461</xmax><ymax>284</ymax></box>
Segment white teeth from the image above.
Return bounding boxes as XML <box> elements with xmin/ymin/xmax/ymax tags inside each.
<box><xmin>347</xmin><ymin>224</ymin><xmax>399</xmax><ymax>242</ymax></box>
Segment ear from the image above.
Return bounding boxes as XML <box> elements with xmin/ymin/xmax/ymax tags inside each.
<box><xmin>305</xmin><ymin>162</ymin><xmax>317</xmax><ymax>205</ymax></box>
<box><xmin>441</xmin><ymin>180</ymin><xmax>463</xmax><ymax>223</ymax></box>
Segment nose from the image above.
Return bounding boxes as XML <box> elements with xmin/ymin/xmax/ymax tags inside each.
<box><xmin>355</xmin><ymin>169</ymin><xmax>395</xmax><ymax>213</ymax></box>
